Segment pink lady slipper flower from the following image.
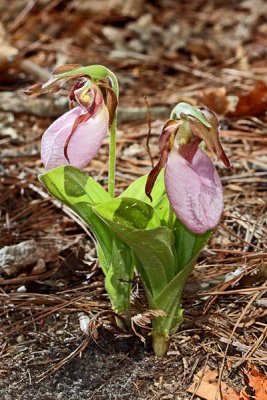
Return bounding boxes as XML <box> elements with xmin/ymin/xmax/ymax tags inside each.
<box><xmin>25</xmin><ymin>65</ymin><xmax>117</xmax><ymax>170</ymax></box>
<box><xmin>145</xmin><ymin>106</ymin><xmax>231</xmax><ymax>234</ymax></box>
<box><xmin>41</xmin><ymin>79</ymin><xmax>109</xmax><ymax>170</ymax></box>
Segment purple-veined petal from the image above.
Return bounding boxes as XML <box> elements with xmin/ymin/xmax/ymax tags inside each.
<box><xmin>41</xmin><ymin>105</ymin><xmax>109</xmax><ymax>170</ymax></box>
<box><xmin>165</xmin><ymin>148</ymin><xmax>223</xmax><ymax>234</ymax></box>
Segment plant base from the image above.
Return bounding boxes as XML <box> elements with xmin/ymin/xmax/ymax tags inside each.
<box><xmin>152</xmin><ymin>334</ymin><xmax>170</xmax><ymax>357</ymax></box>
<box><xmin>115</xmin><ymin>312</ymin><xmax>131</xmax><ymax>330</ymax></box>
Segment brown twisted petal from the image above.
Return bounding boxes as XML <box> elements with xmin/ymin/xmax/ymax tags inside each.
<box><xmin>145</xmin><ymin>150</ymin><xmax>169</xmax><ymax>201</ymax></box>
<box><xmin>24</xmin><ymin>75</ymin><xmax>85</xmax><ymax>97</ymax></box>
<box><xmin>24</xmin><ymin>82</ymin><xmax>44</xmax><ymax>97</ymax></box>
<box><xmin>98</xmin><ymin>82</ymin><xmax>118</xmax><ymax>127</ymax></box>
<box><xmin>188</xmin><ymin>108</ymin><xmax>231</xmax><ymax>168</ymax></box>
<box><xmin>145</xmin><ymin>120</ymin><xmax>180</xmax><ymax>201</ymax></box>
<box><xmin>159</xmin><ymin>120</ymin><xmax>179</xmax><ymax>152</ymax></box>
<box><xmin>52</xmin><ymin>64</ymin><xmax>82</xmax><ymax>75</ymax></box>
<box><xmin>24</xmin><ymin>77</ymin><xmax>65</xmax><ymax>96</ymax></box>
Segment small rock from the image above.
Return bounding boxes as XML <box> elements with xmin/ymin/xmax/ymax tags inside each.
<box><xmin>17</xmin><ymin>285</ymin><xmax>27</xmax><ymax>293</ymax></box>
<box><xmin>0</xmin><ymin>111</ymin><xmax>14</xmax><ymax>127</ymax></box>
<box><xmin>16</xmin><ymin>335</ymin><xmax>24</xmax><ymax>343</ymax></box>
<box><xmin>123</xmin><ymin>143</ymin><xmax>143</xmax><ymax>157</ymax></box>
<box><xmin>0</xmin><ymin>239</ymin><xmax>39</xmax><ymax>276</ymax></box>
<box><xmin>102</xmin><ymin>26</ymin><xmax>124</xmax><ymax>45</ymax></box>
<box><xmin>0</xmin><ymin>127</ymin><xmax>18</xmax><ymax>140</ymax></box>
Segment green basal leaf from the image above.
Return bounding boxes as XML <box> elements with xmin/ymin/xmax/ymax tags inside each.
<box><xmin>173</xmin><ymin>219</ymin><xmax>212</xmax><ymax>273</ymax></box>
<box><xmin>150</xmin><ymin>221</ymin><xmax>213</xmax><ymax>353</ymax></box>
<box><xmin>170</xmin><ymin>102</ymin><xmax>211</xmax><ymax>128</ymax></box>
<box><xmin>154</xmin><ymin>194</ymin><xmax>170</xmax><ymax>225</ymax></box>
<box><xmin>152</xmin><ymin>263</ymin><xmax>193</xmax><ymax>335</ymax></box>
<box><xmin>121</xmin><ymin>170</ymin><xmax>170</xmax><ymax>224</ymax></box>
<box><xmin>92</xmin><ymin>197</ymin><xmax>177</xmax><ymax>296</ymax></box>
<box><xmin>39</xmin><ymin>166</ymin><xmax>133</xmax><ymax>315</ymax></box>
<box><xmin>121</xmin><ymin>170</ymin><xmax>165</xmax><ymax>207</ymax></box>
<box><xmin>40</xmin><ymin>165</ymin><xmax>110</xmax><ymax>204</ymax></box>
<box><xmin>132</xmin><ymin>252</ymin><xmax>153</xmax><ymax>295</ymax></box>
<box><xmin>105</xmin><ymin>239</ymin><xmax>134</xmax><ymax>315</ymax></box>
<box><xmin>93</xmin><ymin>197</ymin><xmax>161</xmax><ymax>230</ymax></box>
<box><xmin>39</xmin><ymin>165</ymin><xmax>112</xmax><ymax>262</ymax></box>
<box><xmin>97</xmin><ymin>243</ymin><xmax>109</xmax><ymax>276</ymax></box>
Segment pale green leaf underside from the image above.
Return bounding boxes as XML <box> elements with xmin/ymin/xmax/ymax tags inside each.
<box><xmin>121</xmin><ymin>170</ymin><xmax>165</xmax><ymax>207</ymax></box>
<box><xmin>55</xmin><ymin>65</ymin><xmax>110</xmax><ymax>80</ymax></box>
<box><xmin>174</xmin><ymin>219</ymin><xmax>212</xmax><ymax>272</ymax></box>
<box><xmin>171</xmin><ymin>102</ymin><xmax>211</xmax><ymax>128</ymax></box>
<box><xmin>121</xmin><ymin>170</ymin><xmax>169</xmax><ymax>223</ymax></box>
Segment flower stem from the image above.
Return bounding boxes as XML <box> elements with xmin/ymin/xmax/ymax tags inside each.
<box><xmin>107</xmin><ymin>71</ymin><xmax>119</xmax><ymax>198</ymax></box>
<box><xmin>108</xmin><ymin>119</ymin><xmax>117</xmax><ymax>197</ymax></box>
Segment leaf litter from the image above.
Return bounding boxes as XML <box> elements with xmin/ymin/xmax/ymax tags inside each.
<box><xmin>188</xmin><ymin>365</ymin><xmax>267</xmax><ymax>400</ymax></box>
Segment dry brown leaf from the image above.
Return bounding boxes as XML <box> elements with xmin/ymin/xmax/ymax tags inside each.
<box><xmin>239</xmin><ymin>365</ymin><xmax>267</xmax><ymax>400</ymax></box>
<box><xmin>187</xmin><ymin>367</ymin><xmax>240</xmax><ymax>400</ymax></box>
<box><xmin>200</xmin><ymin>87</ymin><xmax>240</xmax><ymax>116</ymax></box>
<box><xmin>200</xmin><ymin>87</ymin><xmax>230</xmax><ymax>115</ymax></box>
<box><xmin>227</xmin><ymin>81</ymin><xmax>267</xmax><ymax>117</ymax></box>
<box><xmin>201</xmin><ymin>81</ymin><xmax>267</xmax><ymax>117</ymax></box>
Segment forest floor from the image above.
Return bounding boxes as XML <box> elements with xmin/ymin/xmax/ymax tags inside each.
<box><xmin>0</xmin><ymin>1</ymin><xmax>266</xmax><ymax>399</ymax></box>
